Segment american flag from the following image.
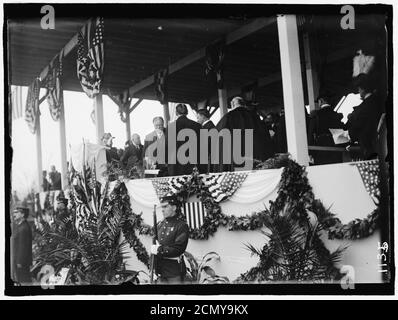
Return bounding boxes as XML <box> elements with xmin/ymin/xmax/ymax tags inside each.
<box><xmin>354</xmin><ymin>159</ymin><xmax>380</xmax><ymax>203</ymax></box>
<box><xmin>154</xmin><ymin>68</ymin><xmax>168</xmax><ymax>105</ymax></box>
<box><xmin>44</xmin><ymin>52</ymin><xmax>63</xmax><ymax>121</ymax></box>
<box><xmin>202</xmin><ymin>172</ymin><xmax>248</xmax><ymax>203</ymax></box>
<box><xmin>25</xmin><ymin>78</ymin><xmax>41</xmax><ymax>134</ymax></box>
<box><xmin>151</xmin><ymin>175</ymin><xmax>190</xmax><ymax>198</ymax></box>
<box><xmin>77</xmin><ymin>17</ymin><xmax>104</xmax><ymax>98</ymax></box>
<box><xmin>184</xmin><ymin>201</ymin><xmax>207</xmax><ymax>229</ymax></box>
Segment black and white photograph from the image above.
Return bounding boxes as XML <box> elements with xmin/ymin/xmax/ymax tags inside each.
<box><xmin>3</xmin><ymin>2</ymin><xmax>394</xmax><ymax>297</ymax></box>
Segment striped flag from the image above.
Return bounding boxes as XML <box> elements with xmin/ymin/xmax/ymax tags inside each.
<box><xmin>11</xmin><ymin>86</ymin><xmax>23</xmax><ymax>120</ymax></box>
<box><xmin>43</xmin><ymin>52</ymin><xmax>64</xmax><ymax>121</ymax></box>
<box><xmin>184</xmin><ymin>201</ymin><xmax>207</xmax><ymax>230</ymax></box>
<box><xmin>202</xmin><ymin>172</ymin><xmax>248</xmax><ymax>202</ymax></box>
<box><xmin>77</xmin><ymin>17</ymin><xmax>104</xmax><ymax>98</ymax></box>
<box><xmin>25</xmin><ymin>78</ymin><xmax>41</xmax><ymax>134</ymax></box>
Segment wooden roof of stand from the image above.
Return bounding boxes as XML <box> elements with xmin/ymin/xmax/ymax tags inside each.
<box><xmin>8</xmin><ymin>12</ymin><xmax>387</xmax><ymax>111</ymax></box>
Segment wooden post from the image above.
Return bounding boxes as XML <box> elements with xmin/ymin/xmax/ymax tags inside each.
<box><xmin>58</xmin><ymin>101</ymin><xmax>68</xmax><ymax>189</ymax></box>
<box><xmin>163</xmin><ymin>102</ymin><xmax>170</xmax><ymax>126</ymax></box>
<box><xmin>35</xmin><ymin>114</ymin><xmax>43</xmax><ymax>192</ymax></box>
<box><xmin>125</xmin><ymin>111</ymin><xmax>131</xmax><ymax>141</ymax></box>
<box><xmin>303</xmin><ymin>32</ymin><xmax>319</xmax><ymax>112</ymax></box>
<box><xmin>218</xmin><ymin>88</ymin><xmax>228</xmax><ymax>117</ymax></box>
<box><xmin>277</xmin><ymin>14</ymin><xmax>309</xmax><ymax>166</ymax></box>
<box><xmin>94</xmin><ymin>93</ymin><xmax>105</xmax><ymax>144</ymax></box>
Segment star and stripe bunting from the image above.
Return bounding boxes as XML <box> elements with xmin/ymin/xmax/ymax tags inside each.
<box><xmin>154</xmin><ymin>68</ymin><xmax>168</xmax><ymax>105</ymax></box>
<box><xmin>151</xmin><ymin>176</ymin><xmax>190</xmax><ymax>198</ymax></box>
<box><xmin>184</xmin><ymin>201</ymin><xmax>207</xmax><ymax>230</ymax></box>
<box><xmin>43</xmin><ymin>51</ymin><xmax>64</xmax><ymax>121</ymax></box>
<box><xmin>25</xmin><ymin>78</ymin><xmax>41</xmax><ymax>134</ymax></box>
<box><xmin>353</xmin><ymin>159</ymin><xmax>380</xmax><ymax>203</ymax></box>
<box><xmin>77</xmin><ymin>17</ymin><xmax>104</xmax><ymax>98</ymax></box>
<box><xmin>202</xmin><ymin>172</ymin><xmax>248</xmax><ymax>202</ymax></box>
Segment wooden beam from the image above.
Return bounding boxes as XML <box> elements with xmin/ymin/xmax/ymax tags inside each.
<box><xmin>35</xmin><ymin>113</ymin><xmax>43</xmax><ymax>192</ymax></box>
<box><xmin>58</xmin><ymin>101</ymin><xmax>68</xmax><ymax>189</ymax></box>
<box><xmin>277</xmin><ymin>14</ymin><xmax>309</xmax><ymax>166</ymax></box>
<box><xmin>303</xmin><ymin>32</ymin><xmax>319</xmax><ymax>112</ymax></box>
<box><xmin>218</xmin><ymin>89</ymin><xmax>228</xmax><ymax>116</ymax></box>
<box><xmin>39</xmin><ymin>19</ymin><xmax>91</xmax><ymax>81</ymax></box>
<box><xmin>128</xmin><ymin>98</ymin><xmax>143</xmax><ymax>114</ymax></box>
<box><xmin>94</xmin><ymin>94</ymin><xmax>105</xmax><ymax>144</ymax></box>
<box><xmin>127</xmin><ymin>17</ymin><xmax>276</xmax><ymax>97</ymax></box>
<box><xmin>125</xmin><ymin>112</ymin><xmax>131</xmax><ymax>141</ymax></box>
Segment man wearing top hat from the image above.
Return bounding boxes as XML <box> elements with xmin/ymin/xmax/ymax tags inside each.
<box><xmin>150</xmin><ymin>195</ymin><xmax>189</xmax><ymax>284</ymax></box>
<box><xmin>12</xmin><ymin>206</ymin><xmax>32</xmax><ymax>284</ymax></box>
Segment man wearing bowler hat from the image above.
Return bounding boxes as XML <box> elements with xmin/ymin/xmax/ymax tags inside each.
<box><xmin>150</xmin><ymin>195</ymin><xmax>189</xmax><ymax>284</ymax></box>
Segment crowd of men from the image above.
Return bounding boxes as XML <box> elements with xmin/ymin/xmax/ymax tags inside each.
<box><xmin>101</xmin><ymin>71</ymin><xmax>385</xmax><ymax>178</ymax></box>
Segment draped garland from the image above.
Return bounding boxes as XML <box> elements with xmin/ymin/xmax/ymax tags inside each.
<box><xmin>122</xmin><ymin>158</ymin><xmax>381</xmax><ymax>271</ymax></box>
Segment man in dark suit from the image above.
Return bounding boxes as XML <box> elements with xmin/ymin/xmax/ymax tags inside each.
<box><xmin>144</xmin><ymin>117</ymin><xmax>167</xmax><ymax>175</ymax></box>
<box><xmin>216</xmin><ymin>97</ymin><xmax>274</xmax><ymax>172</ymax></box>
<box><xmin>120</xmin><ymin>133</ymin><xmax>144</xmax><ymax>176</ymax></box>
<box><xmin>151</xmin><ymin>195</ymin><xmax>189</xmax><ymax>284</ymax></box>
<box><xmin>196</xmin><ymin>109</ymin><xmax>216</xmax><ymax>173</ymax></box>
<box><xmin>49</xmin><ymin>165</ymin><xmax>62</xmax><ymax>190</ymax></box>
<box><xmin>308</xmin><ymin>92</ymin><xmax>344</xmax><ymax>164</ymax></box>
<box><xmin>345</xmin><ymin>73</ymin><xmax>384</xmax><ymax>160</ymax></box>
<box><xmin>166</xmin><ymin>104</ymin><xmax>203</xmax><ymax>176</ymax></box>
<box><xmin>12</xmin><ymin>207</ymin><xmax>32</xmax><ymax>284</ymax></box>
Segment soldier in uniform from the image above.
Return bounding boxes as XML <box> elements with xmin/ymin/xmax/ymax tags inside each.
<box><xmin>151</xmin><ymin>195</ymin><xmax>189</xmax><ymax>284</ymax></box>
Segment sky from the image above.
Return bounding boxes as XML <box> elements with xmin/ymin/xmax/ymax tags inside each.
<box><xmin>11</xmin><ymin>87</ymin><xmax>221</xmax><ymax>198</ymax></box>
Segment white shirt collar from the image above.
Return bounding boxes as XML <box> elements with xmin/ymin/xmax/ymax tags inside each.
<box><xmin>202</xmin><ymin>119</ymin><xmax>211</xmax><ymax>126</ymax></box>
<box><xmin>320</xmin><ymin>103</ymin><xmax>331</xmax><ymax>109</ymax></box>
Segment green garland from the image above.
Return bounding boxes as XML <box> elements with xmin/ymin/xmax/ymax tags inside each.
<box><xmin>126</xmin><ymin>159</ymin><xmax>380</xmax><ymax>243</ymax></box>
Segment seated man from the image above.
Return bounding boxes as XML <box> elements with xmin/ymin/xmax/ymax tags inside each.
<box><xmin>151</xmin><ymin>195</ymin><xmax>189</xmax><ymax>284</ymax></box>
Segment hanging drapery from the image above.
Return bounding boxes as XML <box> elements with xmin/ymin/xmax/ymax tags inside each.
<box><xmin>352</xmin><ymin>49</ymin><xmax>375</xmax><ymax>77</ymax></box>
<box><xmin>107</xmin><ymin>89</ymin><xmax>132</xmax><ymax>122</ymax></box>
<box><xmin>43</xmin><ymin>50</ymin><xmax>64</xmax><ymax>121</ymax></box>
<box><xmin>205</xmin><ymin>39</ymin><xmax>226</xmax><ymax>89</ymax></box>
<box><xmin>77</xmin><ymin>17</ymin><xmax>105</xmax><ymax>98</ymax></box>
<box><xmin>24</xmin><ymin>78</ymin><xmax>41</xmax><ymax>134</ymax></box>
<box><xmin>154</xmin><ymin>68</ymin><xmax>168</xmax><ymax>105</ymax></box>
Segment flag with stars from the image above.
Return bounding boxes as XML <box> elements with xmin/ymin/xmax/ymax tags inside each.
<box><xmin>25</xmin><ymin>78</ymin><xmax>41</xmax><ymax>134</ymax></box>
<box><xmin>354</xmin><ymin>159</ymin><xmax>380</xmax><ymax>203</ymax></box>
<box><xmin>77</xmin><ymin>17</ymin><xmax>104</xmax><ymax>98</ymax></box>
<box><xmin>43</xmin><ymin>51</ymin><xmax>64</xmax><ymax>121</ymax></box>
<box><xmin>202</xmin><ymin>172</ymin><xmax>248</xmax><ymax>203</ymax></box>
<box><xmin>151</xmin><ymin>176</ymin><xmax>190</xmax><ymax>198</ymax></box>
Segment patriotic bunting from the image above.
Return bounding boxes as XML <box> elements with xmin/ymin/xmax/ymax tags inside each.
<box><xmin>77</xmin><ymin>17</ymin><xmax>105</xmax><ymax>98</ymax></box>
<box><xmin>25</xmin><ymin>78</ymin><xmax>41</xmax><ymax>134</ymax></box>
<box><xmin>43</xmin><ymin>51</ymin><xmax>64</xmax><ymax>121</ymax></box>
<box><xmin>202</xmin><ymin>172</ymin><xmax>248</xmax><ymax>202</ymax></box>
<box><xmin>353</xmin><ymin>159</ymin><xmax>380</xmax><ymax>203</ymax></box>
<box><xmin>151</xmin><ymin>176</ymin><xmax>190</xmax><ymax>198</ymax></box>
<box><xmin>205</xmin><ymin>40</ymin><xmax>225</xmax><ymax>89</ymax></box>
<box><xmin>154</xmin><ymin>68</ymin><xmax>168</xmax><ymax>105</ymax></box>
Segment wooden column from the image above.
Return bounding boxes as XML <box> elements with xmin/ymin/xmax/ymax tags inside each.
<box><xmin>94</xmin><ymin>93</ymin><xmax>105</xmax><ymax>144</ymax></box>
<box><xmin>163</xmin><ymin>102</ymin><xmax>170</xmax><ymax>126</ymax></box>
<box><xmin>218</xmin><ymin>88</ymin><xmax>228</xmax><ymax>117</ymax></box>
<box><xmin>303</xmin><ymin>32</ymin><xmax>319</xmax><ymax>112</ymax></box>
<box><xmin>277</xmin><ymin>14</ymin><xmax>309</xmax><ymax>166</ymax></box>
<box><xmin>58</xmin><ymin>101</ymin><xmax>68</xmax><ymax>189</ymax></box>
<box><xmin>35</xmin><ymin>114</ymin><xmax>43</xmax><ymax>192</ymax></box>
<box><xmin>125</xmin><ymin>111</ymin><xmax>131</xmax><ymax>141</ymax></box>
